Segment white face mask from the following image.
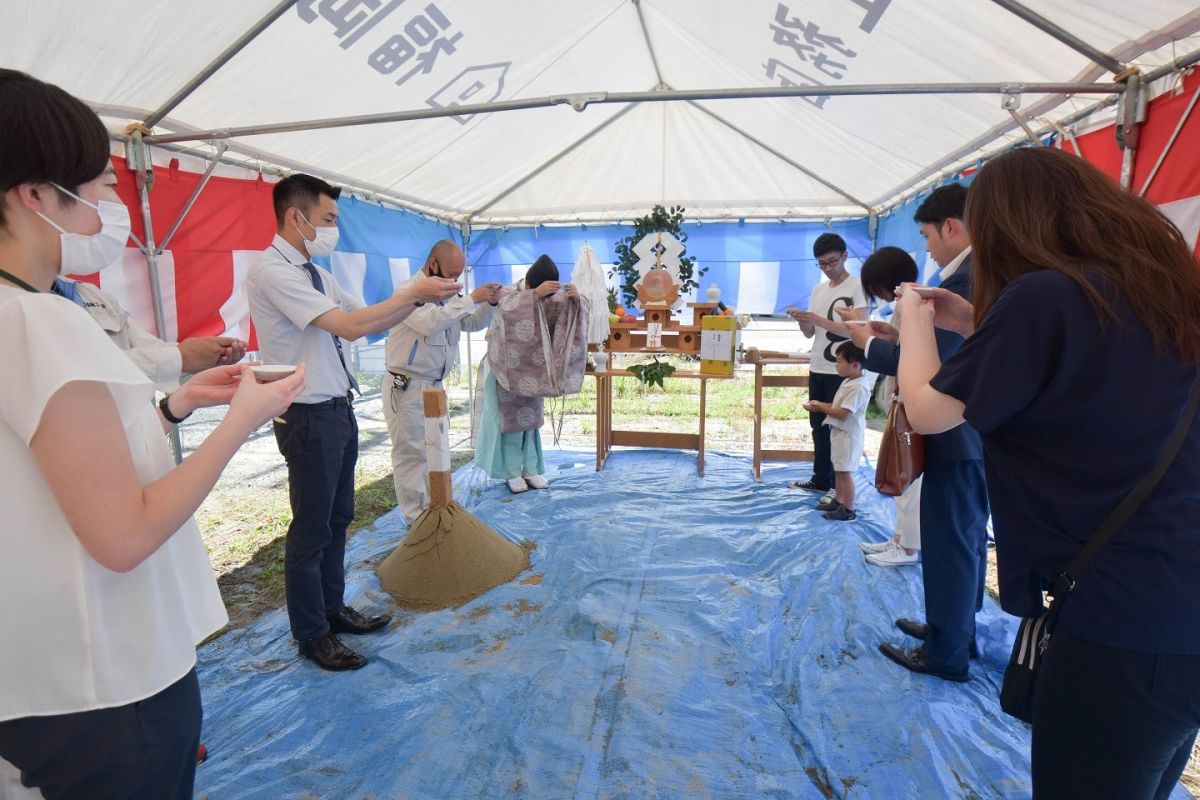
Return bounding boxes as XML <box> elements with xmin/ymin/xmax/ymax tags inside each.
<box><xmin>36</xmin><ymin>183</ymin><xmax>132</xmax><ymax>275</ymax></box>
<box><xmin>296</xmin><ymin>211</ymin><xmax>339</xmax><ymax>258</ymax></box>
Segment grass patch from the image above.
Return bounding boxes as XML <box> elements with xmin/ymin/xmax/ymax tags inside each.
<box><xmin>201</xmin><ymin>452</ymin><xmax>475</xmax><ymax>631</ymax></box>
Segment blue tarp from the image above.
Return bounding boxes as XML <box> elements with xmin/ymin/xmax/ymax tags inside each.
<box><xmin>193</xmin><ymin>450</ymin><xmax>1194</xmax><ymax>799</ymax></box>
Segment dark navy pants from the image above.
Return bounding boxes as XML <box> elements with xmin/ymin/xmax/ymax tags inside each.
<box><xmin>275</xmin><ymin>397</ymin><xmax>359</xmax><ymax>642</ymax></box>
<box><xmin>806</xmin><ymin>372</ymin><xmax>844</xmax><ymax>491</ymax></box>
<box><xmin>1032</xmin><ymin>627</ymin><xmax>1200</xmax><ymax>799</ymax></box>
<box><xmin>918</xmin><ymin>459</ymin><xmax>989</xmax><ymax>672</ymax></box>
<box><xmin>0</xmin><ymin>668</ymin><xmax>201</xmax><ymax>800</ymax></box>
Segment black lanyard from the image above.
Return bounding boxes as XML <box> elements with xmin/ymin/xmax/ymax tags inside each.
<box><xmin>0</xmin><ymin>269</ymin><xmax>39</xmax><ymax>293</ymax></box>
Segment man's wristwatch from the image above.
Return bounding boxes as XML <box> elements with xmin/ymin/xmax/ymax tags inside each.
<box><xmin>159</xmin><ymin>393</ymin><xmax>192</xmax><ymax>424</ymax></box>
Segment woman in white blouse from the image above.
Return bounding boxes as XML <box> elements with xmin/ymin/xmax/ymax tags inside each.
<box><xmin>0</xmin><ymin>70</ymin><xmax>306</xmax><ymax>798</ymax></box>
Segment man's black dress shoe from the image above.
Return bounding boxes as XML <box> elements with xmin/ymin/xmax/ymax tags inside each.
<box><xmin>298</xmin><ymin>632</ymin><xmax>367</xmax><ymax>671</ymax></box>
<box><xmin>328</xmin><ymin>606</ymin><xmax>391</xmax><ymax>635</ymax></box>
<box><xmin>894</xmin><ymin>617</ymin><xmax>979</xmax><ymax>659</ymax></box>
<box><xmin>878</xmin><ymin>642</ymin><xmax>969</xmax><ymax>683</ymax></box>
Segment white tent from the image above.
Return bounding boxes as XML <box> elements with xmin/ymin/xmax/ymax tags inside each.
<box><xmin>4</xmin><ymin>0</ymin><xmax>1199</xmax><ymax>224</ymax></box>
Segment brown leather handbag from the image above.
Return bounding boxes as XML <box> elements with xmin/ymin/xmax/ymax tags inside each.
<box><xmin>875</xmin><ymin>397</ymin><xmax>924</xmax><ymax>496</ymax></box>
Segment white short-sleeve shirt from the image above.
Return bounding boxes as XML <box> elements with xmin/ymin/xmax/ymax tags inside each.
<box><xmin>0</xmin><ymin>287</ymin><xmax>227</xmax><ymax>722</ymax></box>
<box><xmin>824</xmin><ymin>375</ymin><xmax>871</xmax><ymax>440</ymax></box>
<box><xmin>246</xmin><ymin>235</ymin><xmax>363</xmax><ymax>404</ymax></box>
<box><xmin>806</xmin><ymin>275</ymin><xmax>868</xmax><ymax>374</ymax></box>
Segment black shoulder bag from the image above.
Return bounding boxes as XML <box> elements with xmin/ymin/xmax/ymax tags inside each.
<box><xmin>1000</xmin><ymin>376</ymin><xmax>1200</xmax><ymax>724</ymax></box>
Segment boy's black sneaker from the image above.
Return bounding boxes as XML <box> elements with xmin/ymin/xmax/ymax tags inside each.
<box><xmin>823</xmin><ymin>506</ymin><xmax>857</xmax><ymax>521</ymax></box>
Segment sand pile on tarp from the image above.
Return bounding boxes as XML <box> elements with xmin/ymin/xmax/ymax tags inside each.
<box><xmin>377</xmin><ymin>388</ymin><xmax>529</xmax><ymax>611</ymax></box>
<box><xmin>377</xmin><ymin>503</ymin><xmax>529</xmax><ymax>611</ymax></box>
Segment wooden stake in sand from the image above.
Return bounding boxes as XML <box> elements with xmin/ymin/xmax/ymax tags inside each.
<box><xmin>377</xmin><ymin>388</ymin><xmax>530</xmax><ymax>611</ymax></box>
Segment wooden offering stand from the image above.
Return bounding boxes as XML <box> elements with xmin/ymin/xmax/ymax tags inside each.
<box><xmin>742</xmin><ymin>349</ymin><xmax>813</xmax><ymax>481</ymax></box>
<box><xmin>605</xmin><ymin>301</ymin><xmax>711</xmax><ymax>354</ymax></box>
<box><xmin>591</xmin><ymin>302</ymin><xmax>733</xmax><ymax>475</ymax></box>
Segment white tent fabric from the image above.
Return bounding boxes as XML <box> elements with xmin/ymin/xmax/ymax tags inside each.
<box><xmin>3</xmin><ymin>0</ymin><xmax>1199</xmax><ymax>223</ymax></box>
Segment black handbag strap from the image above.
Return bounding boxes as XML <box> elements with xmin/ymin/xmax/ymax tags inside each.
<box><xmin>1053</xmin><ymin>374</ymin><xmax>1200</xmax><ymax>597</ymax></box>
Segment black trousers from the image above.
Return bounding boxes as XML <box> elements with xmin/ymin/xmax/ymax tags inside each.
<box><xmin>806</xmin><ymin>372</ymin><xmax>844</xmax><ymax>491</ymax></box>
<box><xmin>0</xmin><ymin>668</ymin><xmax>201</xmax><ymax>800</ymax></box>
<box><xmin>919</xmin><ymin>459</ymin><xmax>990</xmax><ymax>672</ymax></box>
<box><xmin>1032</xmin><ymin>627</ymin><xmax>1200</xmax><ymax>800</ymax></box>
<box><xmin>275</xmin><ymin>398</ymin><xmax>359</xmax><ymax>642</ymax></box>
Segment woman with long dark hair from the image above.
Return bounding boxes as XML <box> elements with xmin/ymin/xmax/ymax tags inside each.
<box><xmin>0</xmin><ymin>70</ymin><xmax>306</xmax><ymax>798</ymax></box>
<box><xmin>896</xmin><ymin>146</ymin><xmax>1200</xmax><ymax>799</ymax></box>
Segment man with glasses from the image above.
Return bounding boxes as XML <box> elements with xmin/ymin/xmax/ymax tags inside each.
<box><xmin>788</xmin><ymin>233</ymin><xmax>867</xmax><ymax>509</ymax></box>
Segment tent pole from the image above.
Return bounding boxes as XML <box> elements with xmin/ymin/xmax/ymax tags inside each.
<box><xmin>130</xmin><ymin>131</ymin><xmax>183</xmax><ymax>464</ymax></box>
<box><xmin>111</xmin><ymin>125</ymin><xmax>466</xmax><ymax>219</ymax></box>
<box><xmin>144</xmin><ymin>83</ymin><xmax>1121</xmax><ymax>145</ymax></box>
<box><xmin>1138</xmin><ymin>79</ymin><xmax>1200</xmax><ymax>197</ymax></box>
<box><xmin>987</xmin><ymin>0</ymin><xmax>1125</xmax><ymax>75</ymax></box>
<box><xmin>121</xmin><ymin>42</ymin><xmax>1200</xmax><ymax>225</ymax></box>
<box><xmin>142</xmin><ymin>0</ymin><xmax>298</xmax><ymax>128</ymax></box>
<box><xmin>870</xmin><ymin>48</ymin><xmax>1200</xmax><ymax>210</ymax></box>
<box><xmin>631</xmin><ymin>0</ymin><xmax>665</xmax><ymax>87</ymax></box>
<box><xmin>1118</xmin><ymin>72</ymin><xmax>1144</xmax><ymax>189</ymax></box>
<box><xmin>157</xmin><ymin>141</ymin><xmax>229</xmax><ymax>252</ymax></box>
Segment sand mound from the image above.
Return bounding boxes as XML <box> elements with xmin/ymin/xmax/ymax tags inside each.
<box><xmin>377</xmin><ymin>502</ymin><xmax>530</xmax><ymax>611</ymax></box>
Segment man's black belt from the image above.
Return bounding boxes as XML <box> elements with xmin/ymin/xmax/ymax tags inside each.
<box><xmin>293</xmin><ymin>391</ymin><xmax>355</xmax><ymax>408</ymax></box>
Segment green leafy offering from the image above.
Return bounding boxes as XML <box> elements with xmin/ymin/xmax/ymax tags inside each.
<box><xmin>627</xmin><ymin>357</ymin><xmax>677</xmax><ymax>389</ymax></box>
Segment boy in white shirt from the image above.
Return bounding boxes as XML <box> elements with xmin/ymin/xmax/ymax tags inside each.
<box><xmin>803</xmin><ymin>342</ymin><xmax>870</xmax><ymax>521</ymax></box>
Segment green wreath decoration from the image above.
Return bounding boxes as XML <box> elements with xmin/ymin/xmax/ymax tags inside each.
<box><xmin>610</xmin><ymin>205</ymin><xmax>706</xmax><ymax>310</ymax></box>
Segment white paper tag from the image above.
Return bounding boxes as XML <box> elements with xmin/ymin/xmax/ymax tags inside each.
<box><xmin>647</xmin><ymin>322</ymin><xmax>663</xmax><ymax>349</ymax></box>
<box><xmin>701</xmin><ymin>329</ymin><xmax>732</xmax><ymax>361</ymax></box>
<box><xmin>424</xmin><ymin>416</ymin><xmax>451</xmax><ymax>472</ymax></box>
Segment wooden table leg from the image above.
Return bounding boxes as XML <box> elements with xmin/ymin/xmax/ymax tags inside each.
<box><xmin>595</xmin><ymin>374</ymin><xmax>606</xmax><ymax>470</ymax></box>
<box><xmin>698</xmin><ymin>377</ymin><xmax>707</xmax><ymax>476</ymax></box>
<box><xmin>605</xmin><ymin>374</ymin><xmax>611</xmax><ymax>466</ymax></box>
<box><xmin>596</xmin><ymin>375</ymin><xmax>601</xmax><ymax>470</ymax></box>
<box><xmin>753</xmin><ymin>363</ymin><xmax>763</xmax><ymax>481</ymax></box>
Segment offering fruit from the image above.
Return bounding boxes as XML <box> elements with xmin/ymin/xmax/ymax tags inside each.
<box><xmin>622</xmin><ymin>314</ymin><xmax>636</xmax><ymax>323</ymax></box>
<box><xmin>608</xmin><ymin>313</ymin><xmax>620</xmax><ymax>324</ymax></box>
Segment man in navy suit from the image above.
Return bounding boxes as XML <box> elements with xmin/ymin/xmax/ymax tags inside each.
<box><xmin>849</xmin><ymin>184</ymin><xmax>989</xmax><ymax>682</ymax></box>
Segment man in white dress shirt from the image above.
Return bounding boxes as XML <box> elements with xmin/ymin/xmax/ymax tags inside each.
<box><xmin>247</xmin><ymin>174</ymin><xmax>459</xmax><ymax>671</ymax></box>
<box><xmin>384</xmin><ymin>240</ymin><xmax>499</xmax><ymax>521</ymax></box>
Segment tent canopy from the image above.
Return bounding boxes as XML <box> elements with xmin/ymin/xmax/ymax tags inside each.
<box><xmin>4</xmin><ymin>0</ymin><xmax>1199</xmax><ymax>223</ymax></box>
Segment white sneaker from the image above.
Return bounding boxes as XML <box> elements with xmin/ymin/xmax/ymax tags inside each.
<box><xmin>859</xmin><ymin>540</ymin><xmax>894</xmax><ymax>554</ymax></box>
<box><xmin>522</xmin><ymin>472</ymin><xmax>549</xmax><ymax>490</ymax></box>
<box><xmin>866</xmin><ymin>543</ymin><xmax>920</xmax><ymax>567</ymax></box>
<box><xmin>507</xmin><ymin>477</ymin><xmax>529</xmax><ymax>493</ymax></box>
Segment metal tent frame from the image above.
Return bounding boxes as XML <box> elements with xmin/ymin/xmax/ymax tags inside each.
<box><xmin>114</xmin><ymin>0</ymin><xmax>1200</xmax><ymax>458</ymax></box>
